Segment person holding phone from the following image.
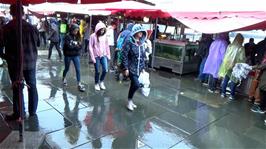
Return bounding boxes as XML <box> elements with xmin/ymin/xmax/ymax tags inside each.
<box><xmin>62</xmin><ymin>24</ymin><xmax>85</xmax><ymax>92</ymax></box>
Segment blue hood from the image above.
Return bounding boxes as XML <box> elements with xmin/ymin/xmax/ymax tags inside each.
<box><xmin>130</xmin><ymin>24</ymin><xmax>147</xmax><ymax>45</ymax></box>
<box><xmin>126</xmin><ymin>23</ymin><xmax>134</xmax><ymax>32</ymax></box>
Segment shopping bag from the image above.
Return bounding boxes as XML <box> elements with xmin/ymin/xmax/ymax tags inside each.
<box><xmin>138</xmin><ymin>71</ymin><xmax>150</xmax><ymax>97</ymax></box>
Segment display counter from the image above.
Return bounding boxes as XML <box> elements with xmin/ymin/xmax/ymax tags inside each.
<box><xmin>154</xmin><ymin>39</ymin><xmax>199</xmax><ymax>74</ymax></box>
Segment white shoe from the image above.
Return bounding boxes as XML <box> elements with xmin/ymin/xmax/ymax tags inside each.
<box><xmin>127</xmin><ymin>101</ymin><xmax>134</xmax><ymax>111</ymax></box>
<box><xmin>99</xmin><ymin>82</ymin><xmax>106</xmax><ymax>90</ymax></box>
<box><xmin>132</xmin><ymin>101</ymin><xmax>137</xmax><ymax>108</ymax></box>
<box><xmin>95</xmin><ymin>84</ymin><xmax>100</xmax><ymax>91</ymax></box>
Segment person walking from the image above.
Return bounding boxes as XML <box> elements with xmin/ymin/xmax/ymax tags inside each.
<box><xmin>83</xmin><ymin>21</ymin><xmax>90</xmax><ymax>56</ymax></box>
<box><xmin>122</xmin><ymin>24</ymin><xmax>147</xmax><ymax>111</ymax></box>
<box><xmin>62</xmin><ymin>24</ymin><xmax>85</xmax><ymax>92</ymax></box>
<box><xmin>37</xmin><ymin>18</ymin><xmax>47</xmax><ymax>48</ymax></box>
<box><xmin>89</xmin><ymin>21</ymin><xmax>110</xmax><ymax>91</ymax></box>
<box><xmin>115</xmin><ymin>23</ymin><xmax>134</xmax><ymax>81</ymax></box>
<box><xmin>0</xmin><ymin>4</ymin><xmax>40</xmax><ymax>120</ymax></box>
<box><xmin>48</xmin><ymin>22</ymin><xmax>62</xmax><ymax>60</ymax></box>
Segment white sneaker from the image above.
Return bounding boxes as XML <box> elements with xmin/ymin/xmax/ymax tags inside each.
<box><xmin>99</xmin><ymin>82</ymin><xmax>106</xmax><ymax>90</ymax></box>
<box><xmin>132</xmin><ymin>101</ymin><xmax>137</xmax><ymax>108</ymax></box>
<box><xmin>127</xmin><ymin>101</ymin><xmax>134</xmax><ymax>111</ymax></box>
<box><xmin>95</xmin><ymin>84</ymin><xmax>100</xmax><ymax>91</ymax></box>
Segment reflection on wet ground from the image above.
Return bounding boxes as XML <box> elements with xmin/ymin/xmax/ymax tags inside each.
<box><xmin>0</xmin><ymin>51</ymin><xmax>265</xmax><ymax>149</ymax></box>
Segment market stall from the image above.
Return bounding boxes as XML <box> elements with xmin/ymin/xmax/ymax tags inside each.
<box><xmin>153</xmin><ymin>39</ymin><xmax>199</xmax><ymax>74</ymax></box>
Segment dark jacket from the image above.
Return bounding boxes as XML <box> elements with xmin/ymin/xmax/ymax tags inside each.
<box><xmin>255</xmin><ymin>38</ymin><xmax>266</xmax><ymax>64</ymax></box>
<box><xmin>0</xmin><ymin>19</ymin><xmax>39</xmax><ymax>70</ymax></box>
<box><xmin>197</xmin><ymin>36</ymin><xmax>213</xmax><ymax>58</ymax></box>
<box><xmin>48</xmin><ymin>24</ymin><xmax>60</xmax><ymax>43</ymax></box>
<box><xmin>63</xmin><ymin>34</ymin><xmax>81</xmax><ymax>56</ymax></box>
<box><xmin>122</xmin><ymin>24</ymin><xmax>147</xmax><ymax>76</ymax></box>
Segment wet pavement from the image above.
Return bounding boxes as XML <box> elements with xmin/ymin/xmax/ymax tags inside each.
<box><xmin>0</xmin><ymin>50</ymin><xmax>266</xmax><ymax>149</ymax></box>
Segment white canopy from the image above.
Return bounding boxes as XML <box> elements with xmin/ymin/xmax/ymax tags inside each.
<box><xmin>27</xmin><ymin>2</ymin><xmax>111</xmax><ymax>16</ymax></box>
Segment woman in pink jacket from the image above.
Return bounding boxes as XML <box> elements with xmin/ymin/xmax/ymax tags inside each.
<box><xmin>89</xmin><ymin>22</ymin><xmax>110</xmax><ymax>91</ymax></box>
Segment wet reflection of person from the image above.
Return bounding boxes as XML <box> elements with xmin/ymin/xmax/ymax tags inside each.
<box><xmin>111</xmin><ymin>112</ymin><xmax>145</xmax><ymax>148</ymax></box>
<box><xmin>63</xmin><ymin>92</ymin><xmax>82</xmax><ymax>145</ymax></box>
<box><xmin>112</xmin><ymin>125</ymin><xmax>138</xmax><ymax>148</ymax></box>
<box><xmin>111</xmin><ymin>101</ymin><xmax>146</xmax><ymax>149</ymax></box>
<box><xmin>86</xmin><ymin>95</ymin><xmax>106</xmax><ymax>139</ymax></box>
<box><xmin>48</xmin><ymin>64</ymin><xmax>61</xmax><ymax>99</ymax></box>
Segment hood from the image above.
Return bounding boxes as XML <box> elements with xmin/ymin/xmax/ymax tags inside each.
<box><xmin>126</xmin><ymin>23</ymin><xmax>134</xmax><ymax>31</ymax></box>
<box><xmin>51</xmin><ymin>23</ymin><xmax>58</xmax><ymax>32</ymax></box>
<box><xmin>215</xmin><ymin>32</ymin><xmax>228</xmax><ymax>40</ymax></box>
<box><xmin>130</xmin><ymin>24</ymin><xmax>147</xmax><ymax>44</ymax></box>
<box><xmin>95</xmin><ymin>22</ymin><xmax>106</xmax><ymax>34</ymax></box>
<box><xmin>232</xmin><ymin>33</ymin><xmax>244</xmax><ymax>45</ymax></box>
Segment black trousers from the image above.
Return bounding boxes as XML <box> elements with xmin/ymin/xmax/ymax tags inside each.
<box><xmin>48</xmin><ymin>41</ymin><xmax>62</xmax><ymax>59</ymax></box>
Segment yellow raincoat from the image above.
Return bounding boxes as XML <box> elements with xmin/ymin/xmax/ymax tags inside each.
<box><xmin>218</xmin><ymin>34</ymin><xmax>246</xmax><ymax>78</ymax></box>
<box><xmin>79</xmin><ymin>20</ymin><xmax>86</xmax><ymax>40</ymax></box>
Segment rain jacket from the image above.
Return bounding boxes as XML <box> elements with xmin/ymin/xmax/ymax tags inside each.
<box><xmin>79</xmin><ymin>20</ymin><xmax>86</xmax><ymax>39</ymax></box>
<box><xmin>122</xmin><ymin>24</ymin><xmax>147</xmax><ymax>76</ymax></box>
<box><xmin>116</xmin><ymin>23</ymin><xmax>134</xmax><ymax>50</ymax></box>
<box><xmin>48</xmin><ymin>23</ymin><xmax>60</xmax><ymax>43</ymax></box>
<box><xmin>89</xmin><ymin>22</ymin><xmax>110</xmax><ymax>63</ymax></box>
<box><xmin>218</xmin><ymin>34</ymin><xmax>246</xmax><ymax>78</ymax></box>
<box><xmin>203</xmin><ymin>33</ymin><xmax>228</xmax><ymax>78</ymax></box>
<box><xmin>63</xmin><ymin>24</ymin><xmax>82</xmax><ymax>57</ymax></box>
<box><xmin>116</xmin><ymin>23</ymin><xmax>134</xmax><ymax>65</ymax></box>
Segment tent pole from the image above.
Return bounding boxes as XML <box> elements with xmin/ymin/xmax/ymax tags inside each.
<box><xmin>151</xmin><ymin>17</ymin><xmax>158</xmax><ymax>69</ymax></box>
<box><xmin>89</xmin><ymin>15</ymin><xmax>92</xmax><ymax>35</ymax></box>
<box><xmin>16</xmin><ymin>0</ymin><xmax>24</xmax><ymax>142</ymax></box>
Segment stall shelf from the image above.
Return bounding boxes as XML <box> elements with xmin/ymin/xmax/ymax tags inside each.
<box><xmin>153</xmin><ymin>39</ymin><xmax>199</xmax><ymax>74</ymax></box>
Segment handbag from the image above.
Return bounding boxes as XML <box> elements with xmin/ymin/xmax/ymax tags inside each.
<box><xmin>138</xmin><ymin>70</ymin><xmax>150</xmax><ymax>97</ymax></box>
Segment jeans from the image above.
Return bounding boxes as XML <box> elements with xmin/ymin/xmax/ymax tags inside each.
<box><xmin>209</xmin><ymin>75</ymin><xmax>218</xmax><ymax>91</ymax></box>
<box><xmin>198</xmin><ymin>57</ymin><xmax>208</xmax><ymax>83</ymax></box>
<box><xmin>63</xmin><ymin>56</ymin><xmax>81</xmax><ymax>82</ymax></box>
<box><xmin>221</xmin><ymin>75</ymin><xmax>237</xmax><ymax>97</ymax></box>
<box><xmin>8</xmin><ymin>65</ymin><xmax>38</xmax><ymax>116</ymax></box>
<box><xmin>128</xmin><ymin>73</ymin><xmax>141</xmax><ymax>100</ymax></box>
<box><xmin>94</xmin><ymin>56</ymin><xmax>108</xmax><ymax>84</ymax></box>
<box><xmin>60</xmin><ymin>33</ymin><xmax>66</xmax><ymax>49</ymax></box>
<box><xmin>48</xmin><ymin>42</ymin><xmax>62</xmax><ymax>59</ymax></box>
